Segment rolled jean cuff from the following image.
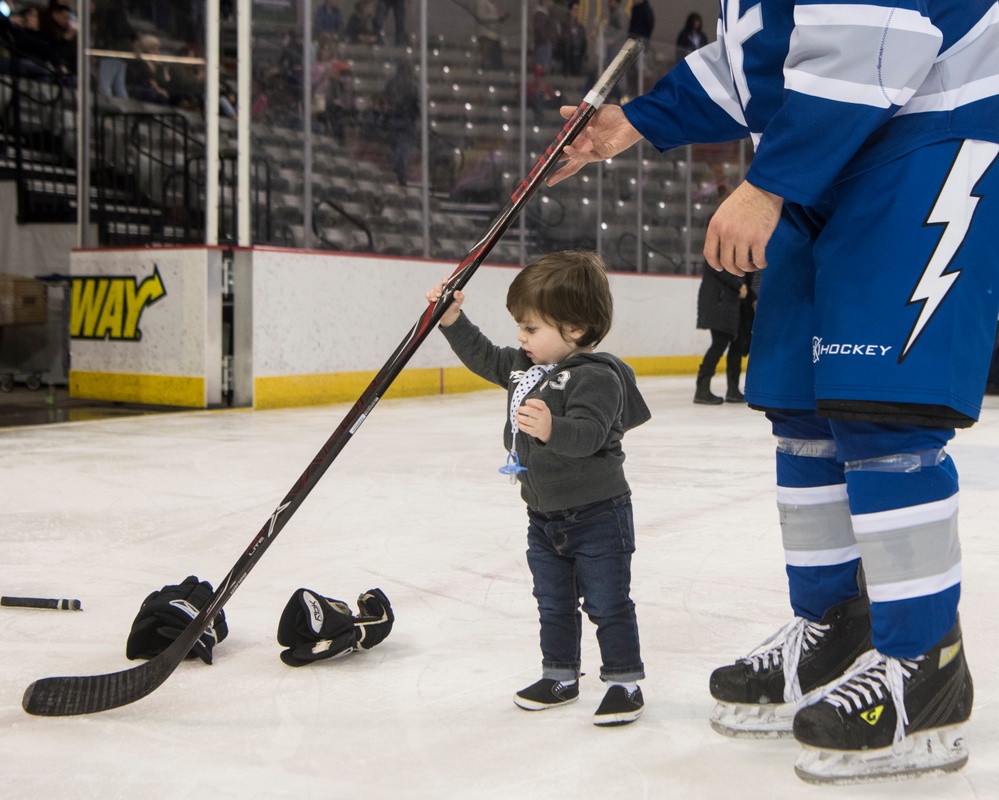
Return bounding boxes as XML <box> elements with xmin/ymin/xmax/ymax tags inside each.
<box><xmin>542</xmin><ymin>663</ymin><xmax>581</xmax><ymax>681</ymax></box>
<box><xmin>600</xmin><ymin>665</ymin><xmax>645</xmax><ymax>683</ymax></box>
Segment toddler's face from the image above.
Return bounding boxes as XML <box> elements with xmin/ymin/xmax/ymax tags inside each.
<box><xmin>515</xmin><ymin>311</ymin><xmax>584</xmax><ymax>366</ymax></box>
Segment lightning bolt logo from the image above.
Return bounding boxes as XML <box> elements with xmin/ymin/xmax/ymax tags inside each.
<box><xmin>901</xmin><ymin>141</ymin><xmax>999</xmax><ymax>362</ymax></box>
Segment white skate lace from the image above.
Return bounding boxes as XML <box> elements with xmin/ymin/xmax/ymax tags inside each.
<box><xmin>741</xmin><ymin>617</ymin><xmax>830</xmax><ymax>703</ymax></box>
<box><xmin>800</xmin><ymin>649</ymin><xmax>918</xmax><ymax>752</ymax></box>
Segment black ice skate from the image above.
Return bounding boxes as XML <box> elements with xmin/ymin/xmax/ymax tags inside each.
<box><xmin>709</xmin><ymin>594</ymin><xmax>872</xmax><ymax>738</ymax></box>
<box><xmin>793</xmin><ymin>620</ymin><xmax>973</xmax><ymax>785</ymax></box>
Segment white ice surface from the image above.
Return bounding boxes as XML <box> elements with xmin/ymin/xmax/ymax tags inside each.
<box><xmin>2</xmin><ymin>376</ymin><xmax>998</xmax><ymax>799</ymax></box>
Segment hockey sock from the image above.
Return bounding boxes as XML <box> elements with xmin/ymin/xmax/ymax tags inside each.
<box><xmin>832</xmin><ymin>419</ymin><xmax>961</xmax><ymax>658</ymax></box>
<box><xmin>769</xmin><ymin>411</ymin><xmax>861</xmax><ymax>620</ymax></box>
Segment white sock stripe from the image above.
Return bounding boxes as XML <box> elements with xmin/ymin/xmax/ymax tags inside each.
<box><xmin>866</xmin><ymin>563</ymin><xmax>962</xmax><ymax>603</ymax></box>
<box><xmin>784</xmin><ymin>544</ymin><xmax>862</xmax><ymax>568</ymax></box>
<box><xmin>851</xmin><ymin>493</ymin><xmax>958</xmax><ymax>535</ymax></box>
<box><xmin>776</xmin><ymin>483</ymin><xmax>848</xmax><ymax>505</ymax></box>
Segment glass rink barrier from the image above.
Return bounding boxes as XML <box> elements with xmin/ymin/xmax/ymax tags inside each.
<box><xmin>3</xmin><ymin>1</ymin><xmax>749</xmax><ymax>272</ymax></box>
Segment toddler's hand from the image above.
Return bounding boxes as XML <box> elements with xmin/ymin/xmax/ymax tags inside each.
<box><xmin>425</xmin><ymin>280</ymin><xmax>463</xmax><ymax>327</ymax></box>
<box><xmin>516</xmin><ymin>398</ymin><xmax>552</xmax><ymax>443</ymax></box>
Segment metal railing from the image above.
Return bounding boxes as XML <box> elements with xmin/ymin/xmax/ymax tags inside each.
<box><xmin>0</xmin><ymin>49</ymin><xmax>78</xmax><ymax>223</ymax></box>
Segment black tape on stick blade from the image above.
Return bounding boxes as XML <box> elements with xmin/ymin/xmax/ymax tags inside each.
<box><xmin>2</xmin><ymin>596</ymin><xmax>83</xmax><ymax>611</ymax></box>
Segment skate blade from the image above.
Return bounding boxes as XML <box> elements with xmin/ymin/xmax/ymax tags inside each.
<box><xmin>794</xmin><ymin>726</ymin><xmax>969</xmax><ymax>785</ymax></box>
<box><xmin>709</xmin><ymin>700</ymin><xmax>795</xmax><ymax>739</ymax></box>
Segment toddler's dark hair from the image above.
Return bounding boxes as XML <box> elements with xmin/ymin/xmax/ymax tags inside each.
<box><xmin>506</xmin><ymin>250</ymin><xmax>612</xmax><ymax>347</ymax></box>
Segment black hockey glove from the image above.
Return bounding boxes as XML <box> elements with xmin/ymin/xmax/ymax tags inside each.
<box><xmin>277</xmin><ymin>589</ymin><xmax>358</xmax><ymax>667</ymax></box>
<box><xmin>125</xmin><ymin>576</ymin><xmax>229</xmax><ymax>664</ymax></box>
<box><xmin>277</xmin><ymin>587</ymin><xmax>394</xmax><ymax>666</ymax></box>
<box><xmin>354</xmin><ymin>588</ymin><xmax>394</xmax><ymax>650</ymax></box>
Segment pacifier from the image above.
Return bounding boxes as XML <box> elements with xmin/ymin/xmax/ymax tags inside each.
<box><xmin>498</xmin><ymin>451</ymin><xmax>527</xmax><ymax>485</ymax></box>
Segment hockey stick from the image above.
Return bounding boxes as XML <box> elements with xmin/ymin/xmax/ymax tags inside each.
<box><xmin>2</xmin><ymin>596</ymin><xmax>82</xmax><ymax>611</ymax></box>
<box><xmin>22</xmin><ymin>37</ymin><xmax>645</xmax><ymax>717</ymax></box>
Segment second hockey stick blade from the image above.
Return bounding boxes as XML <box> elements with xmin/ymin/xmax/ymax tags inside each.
<box><xmin>2</xmin><ymin>596</ymin><xmax>82</xmax><ymax>610</ymax></box>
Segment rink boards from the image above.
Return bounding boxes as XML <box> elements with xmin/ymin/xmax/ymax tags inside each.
<box><xmin>68</xmin><ymin>246</ymin><xmax>705</xmax><ymax>409</ymax></box>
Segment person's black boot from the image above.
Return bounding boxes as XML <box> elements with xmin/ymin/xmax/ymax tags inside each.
<box><xmin>726</xmin><ymin>353</ymin><xmax>745</xmax><ymax>402</ymax></box>
<box><xmin>694</xmin><ymin>375</ymin><xmax>723</xmax><ymax>405</ymax></box>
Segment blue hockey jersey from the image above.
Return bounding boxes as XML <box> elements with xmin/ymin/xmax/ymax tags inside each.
<box><xmin>623</xmin><ymin>0</ymin><xmax>999</xmax><ymax>205</ymax></box>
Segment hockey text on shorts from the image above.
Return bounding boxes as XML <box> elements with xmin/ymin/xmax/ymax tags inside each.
<box><xmin>812</xmin><ymin>338</ymin><xmax>893</xmax><ymax>363</ymax></box>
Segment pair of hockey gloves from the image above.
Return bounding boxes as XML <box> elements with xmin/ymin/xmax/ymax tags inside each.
<box><xmin>277</xmin><ymin>587</ymin><xmax>393</xmax><ymax>667</ymax></box>
<box><xmin>125</xmin><ymin>576</ymin><xmax>229</xmax><ymax>664</ymax></box>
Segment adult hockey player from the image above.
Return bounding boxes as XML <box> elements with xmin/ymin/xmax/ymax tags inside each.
<box><xmin>550</xmin><ymin>1</ymin><xmax>999</xmax><ymax>784</ymax></box>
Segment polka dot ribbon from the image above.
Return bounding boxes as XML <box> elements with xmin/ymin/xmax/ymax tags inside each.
<box><xmin>499</xmin><ymin>364</ymin><xmax>554</xmax><ymax>483</ymax></box>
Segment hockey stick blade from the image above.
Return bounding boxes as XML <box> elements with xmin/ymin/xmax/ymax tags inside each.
<box><xmin>2</xmin><ymin>596</ymin><xmax>82</xmax><ymax>610</ymax></box>
<box><xmin>22</xmin><ymin>37</ymin><xmax>644</xmax><ymax>717</ymax></box>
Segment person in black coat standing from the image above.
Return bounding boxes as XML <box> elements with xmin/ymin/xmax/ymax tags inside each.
<box><xmin>694</xmin><ymin>263</ymin><xmax>755</xmax><ymax>404</ymax></box>
<box><xmin>675</xmin><ymin>12</ymin><xmax>708</xmax><ymax>60</ymax></box>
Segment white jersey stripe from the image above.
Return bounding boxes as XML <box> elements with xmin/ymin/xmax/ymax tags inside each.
<box><xmin>785</xmin><ymin>70</ymin><xmax>919</xmax><ymax>108</ymax></box>
<box><xmin>793</xmin><ymin>4</ymin><xmax>937</xmax><ymax>35</ymax></box>
<box><xmin>687</xmin><ymin>49</ymin><xmax>747</xmax><ymax>126</ymax></box>
<box><xmin>898</xmin><ymin>74</ymin><xmax>999</xmax><ymax>116</ymax></box>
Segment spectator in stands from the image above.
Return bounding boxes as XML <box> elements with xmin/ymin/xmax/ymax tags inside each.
<box><xmin>1</xmin><ymin>4</ymin><xmax>64</xmax><ymax>78</ymax></box>
<box><xmin>315</xmin><ymin>0</ymin><xmax>342</xmax><ymax>40</ymax></box>
<box><xmin>382</xmin><ymin>58</ymin><xmax>419</xmax><ymax>184</ymax></box>
<box><xmin>251</xmin><ymin>73</ymin><xmax>270</xmax><ymax>122</ymax></box>
<box><xmin>526</xmin><ymin>63</ymin><xmax>557</xmax><ymax>125</ymax></box>
<box><xmin>151</xmin><ymin>40</ymin><xmax>238</xmax><ymax>119</ymax></box>
<box><xmin>375</xmin><ymin>0</ymin><xmax>406</xmax><ymax>47</ymax></box>
<box><xmin>624</xmin><ymin>0</ymin><xmax>653</xmax><ymax>98</ymax></box>
<box><xmin>475</xmin><ymin>0</ymin><xmax>507</xmax><ymax>71</ymax></box>
<box><xmin>312</xmin><ymin>36</ymin><xmax>353</xmax><ymax>143</ymax></box>
<box><xmin>312</xmin><ymin>34</ymin><xmax>336</xmax><ymax>114</ymax></box>
<box><xmin>278</xmin><ymin>27</ymin><xmax>304</xmax><ymax>98</ymax></box>
<box><xmin>627</xmin><ymin>0</ymin><xmax>654</xmax><ymax>44</ymax></box>
<box><xmin>346</xmin><ymin>0</ymin><xmax>382</xmax><ymax>45</ymax></box>
<box><xmin>38</xmin><ymin>0</ymin><xmax>75</xmax><ymax>73</ymax></box>
<box><xmin>533</xmin><ymin>0</ymin><xmax>558</xmax><ymax>75</ymax></box>
<box><xmin>7</xmin><ymin>5</ymin><xmax>41</xmax><ymax>30</ymax></box>
<box><xmin>559</xmin><ymin>0</ymin><xmax>587</xmax><ymax>76</ymax></box>
<box><xmin>92</xmin><ymin>0</ymin><xmax>136</xmax><ymax>99</ymax></box>
<box><xmin>163</xmin><ymin>41</ymin><xmax>202</xmax><ymax>109</ymax></box>
<box><xmin>219</xmin><ymin>80</ymin><xmax>238</xmax><ymax>118</ymax></box>
<box><xmin>675</xmin><ymin>12</ymin><xmax>707</xmax><ymax>60</ymax></box>
<box><xmin>126</xmin><ymin>33</ymin><xmax>170</xmax><ymax>105</ymax></box>
<box><xmin>602</xmin><ymin>0</ymin><xmax>628</xmax><ymax>64</ymax></box>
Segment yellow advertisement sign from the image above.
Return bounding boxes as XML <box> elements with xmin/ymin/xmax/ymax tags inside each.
<box><xmin>70</xmin><ymin>266</ymin><xmax>166</xmax><ymax>341</ymax></box>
